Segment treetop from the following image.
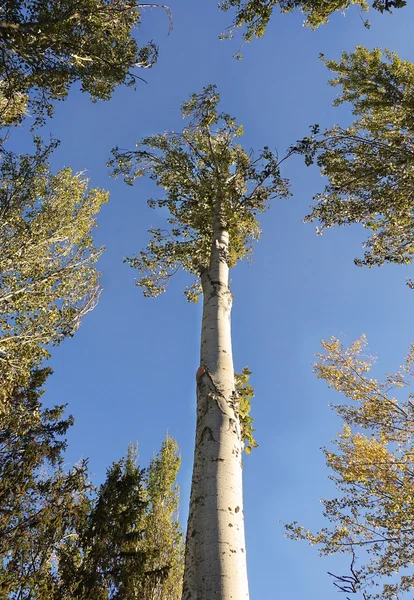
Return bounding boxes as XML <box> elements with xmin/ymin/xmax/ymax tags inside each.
<box><xmin>110</xmin><ymin>85</ymin><xmax>291</xmax><ymax>300</ymax></box>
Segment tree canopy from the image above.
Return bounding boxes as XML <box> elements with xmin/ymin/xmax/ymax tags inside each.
<box><xmin>60</xmin><ymin>445</ymin><xmax>150</xmax><ymax>599</ymax></box>
<box><xmin>0</xmin><ymin>141</ymin><xmax>108</xmax><ymax>403</ymax></box>
<box><xmin>286</xmin><ymin>337</ymin><xmax>414</xmax><ymax>600</ymax></box>
<box><xmin>0</xmin><ymin>0</ymin><xmax>164</xmax><ymax>126</ymax></box>
<box><xmin>219</xmin><ymin>0</ymin><xmax>406</xmax><ymax>43</ymax></box>
<box><xmin>295</xmin><ymin>46</ymin><xmax>414</xmax><ymax>270</ymax></box>
<box><xmin>110</xmin><ymin>85</ymin><xmax>290</xmax><ymax>301</ymax></box>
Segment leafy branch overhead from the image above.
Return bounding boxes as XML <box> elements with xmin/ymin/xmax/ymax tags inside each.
<box><xmin>0</xmin><ymin>0</ymin><xmax>171</xmax><ymax>126</ymax></box>
<box><xmin>294</xmin><ymin>47</ymin><xmax>414</xmax><ymax>270</ymax></box>
<box><xmin>219</xmin><ymin>0</ymin><xmax>406</xmax><ymax>43</ymax></box>
<box><xmin>110</xmin><ymin>84</ymin><xmax>291</xmax><ymax>301</ymax></box>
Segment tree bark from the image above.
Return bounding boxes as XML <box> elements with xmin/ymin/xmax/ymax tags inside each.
<box><xmin>182</xmin><ymin>214</ymin><xmax>249</xmax><ymax>599</ymax></box>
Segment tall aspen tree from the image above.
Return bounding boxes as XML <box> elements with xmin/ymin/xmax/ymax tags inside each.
<box><xmin>111</xmin><ymin>86</ymin><xmax>290</xmax><ymax>599</ymax></box>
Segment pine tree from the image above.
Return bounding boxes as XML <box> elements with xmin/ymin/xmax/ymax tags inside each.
<box><xmin>1</xmin><ymin>384</ymin><xmax>184</xmax><ymax>600</ymax></box>
<box><xmin>58</xmin><ymin>437</ymin><xmax>184</xmax><ymax>600</ymax></box>
<box><xmin>0</xmin><ymin>368</ymin><xmax>90</xmax><ymax>599</ymax></box>
<box><xmin>60</xmin><ymin>445</ymin><xmax>149</xmax><ymax>599</ymax></box>
<box><xmin>111</xmin><ymin>85</ymin><xmax>290</xmax><ymax>600</ymax></box>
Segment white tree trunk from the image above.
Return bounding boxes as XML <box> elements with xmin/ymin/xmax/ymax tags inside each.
<box><xmin>182</xmin><ymin>218</ymin><xmax>249</xmax><ymax>600</ymax></box>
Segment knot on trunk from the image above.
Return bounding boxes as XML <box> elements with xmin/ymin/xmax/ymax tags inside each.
<box><xmin>215</xmin><ymin>238</ymin><xmax>229</xmax><ymax>263</ymax></box>
<box><xmin>196</xmin><ymin>365</ymin><xmax>229</xmax><ymax>418</ymax></box>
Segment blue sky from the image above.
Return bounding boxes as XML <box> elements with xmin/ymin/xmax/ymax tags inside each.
<box><xmin>16</xmin><ymin>2</ymin><xmax>414</xmax><ymax>598</ymax></box>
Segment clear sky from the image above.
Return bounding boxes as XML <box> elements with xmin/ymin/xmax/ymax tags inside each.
<box><xmin>17</xmin><ymin>2</ymin><xmax>414</xmax><ymax>598</ymax></box>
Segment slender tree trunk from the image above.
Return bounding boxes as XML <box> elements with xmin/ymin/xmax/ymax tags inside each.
<box><xmin>182</xmin><ymin>211</ymin><xmax>249</xmax><ymax>599</ymax></box>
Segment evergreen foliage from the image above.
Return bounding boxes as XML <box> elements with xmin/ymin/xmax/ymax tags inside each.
<box><xmin>59</xmin><ymin>437</ymin><xmax>184</xmax><ymax>600</ymax></box>
<box><xmin>0</xmin><ymin>368</ymin><xmax>90</xmax><ymax>599</ymax></box>
<box><xmin>1</xmin><ymin>385</ymin><xmax>184</xmax><ymax>600</ymax></box>
<box><xmin>60</xmin><ymin>445</ymin><xmax>149</xmax><ymax>599</ymax></box>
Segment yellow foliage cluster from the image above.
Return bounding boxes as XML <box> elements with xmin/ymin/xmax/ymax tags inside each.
<box><xmin>286</xmin><ymin>337</ymin><xmax>414</xmax><ymax>599</ymax></box>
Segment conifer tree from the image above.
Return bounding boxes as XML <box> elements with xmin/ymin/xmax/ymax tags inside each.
<box><xmin>60</xmin><ymin>445</ymin><xmax>149</xmax><ymax>599</ymax></box>
<box><xmin>59</xmin><ymin>437</ymin><xmax>184</xmax><ymax>600</ymax></box>
<box><xmin>0</xmin><ymin>368</ymin><xmax>90</xmax><ymax>599</ymax></box>
<box><xmin>1</xmin><ymin>373</ymin><xmax>183</xmax><ymax>599</ymax></box>
<box><xmin>111</xmin><ymin>85</ymin><xmax>290</xmax><ymax>600</ymax></box>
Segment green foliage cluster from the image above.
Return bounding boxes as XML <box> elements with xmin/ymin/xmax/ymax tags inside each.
<box><xmin>0</xmin><ymin>0</ymin><xmax>159</xmax><ymax>126</ymax></box>
<box><xmin>0</xmin><ymin>140</ymin><xmax>108</xmax><ymax>403</ymax></box>
<box><xmin>110</xmin><ymin>85</ymin><xmax>290</xmax><ymax>300</ymax></box>
<box><xmin>141</xmin><ymin>436</ymin><xmax>184</xmax><ymax>599</ymax></box>
<box><xmin>235</xmin><ymin>367</ymin><xmax>258</xmax><ymax>454</ymax></box>
<box><xmin>286</xmin><ymin>337</ymin><xmax>414</xmax><ymax>599</ymax></box>
<box><xmin>219</xmin><ymin>0</ymin><xmax>405</xmax><ymax>43</ymax></box>
<box><xmin>296</xmin><ymin>47</ymin><xmax>414</xmax><ymax>268</ymax></box>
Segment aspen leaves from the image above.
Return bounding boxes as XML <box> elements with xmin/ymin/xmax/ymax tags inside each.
<box><xmin>218</xmin><ymin>0</ymin><xmax>405</xmax><ymax>43</ymax></box>
<box><xmin>286</xmin><ymin>337</ymin><xmax>414</xmax><ymax>599</ymax></box>
<box><xmin>300</xmin><ymin>47</ymin><xmax>414</xmax><ymax>271</ymax></box>
<box><xmin>111</xmin><ymin>86</ymin><xmax>290</xmax><ymax>300</ymax></box>
<box><xmin>235</xmin><ymin>367</ymin><xmax>258</xmax><ymax>454</ymax></box>
<box><xmin>0</xmin><ymin>142</ymin><xmax>108</xmax><ymax>403</ymax></box>
<box><xmin>0</xmin><ymin>0</ymin><xmax>158</xmax><ymax>126</ymax></box>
